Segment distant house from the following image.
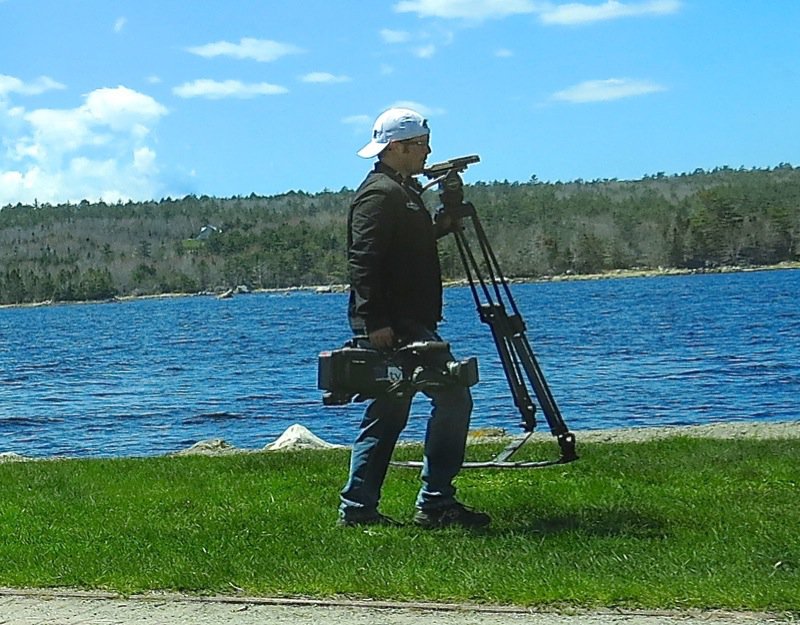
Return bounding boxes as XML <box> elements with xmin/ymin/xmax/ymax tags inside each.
<box><xmin>196</xmin><ymin>224</ymin><xmax>221</xmax><ymax>240</ymax></box>
<box><xmin>182</xmin><ymin>224</ymin><xmax>222</xmax><ymax>251</ymax></box>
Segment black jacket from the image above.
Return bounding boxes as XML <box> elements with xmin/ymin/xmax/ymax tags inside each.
<box><xmin>347</xmin><ymin>162</ymin><xmax>444</xmax><ymax>336</ymax></box>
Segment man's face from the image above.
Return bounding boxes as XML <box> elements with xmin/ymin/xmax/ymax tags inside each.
<box><xmin>395</xmin><ymin>135</ymin><xmax>431</xmax><ymax>174</ymax></box>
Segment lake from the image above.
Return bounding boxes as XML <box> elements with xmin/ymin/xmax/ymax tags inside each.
<box><xmin>1</xmin><ymin>269</ymin><xmax>798</xmax><ymax>458</ymax></box>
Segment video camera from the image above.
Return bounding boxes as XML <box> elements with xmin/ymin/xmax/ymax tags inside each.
<box><xmin>318</xmin><ymin>339</ymin><xmax>479</xmax><ymax>405</ymax></box>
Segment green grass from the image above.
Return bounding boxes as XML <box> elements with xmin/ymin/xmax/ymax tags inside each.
<box><xmin>1</xmin><ymin>436</ymin><xmax>798</xmax><ymax>612</ymax></box>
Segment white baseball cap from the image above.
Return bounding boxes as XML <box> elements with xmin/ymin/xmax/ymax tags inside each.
<box><xmin>357</xmin><ymin>107</ymin><xmax>430</xmax><ymax>158</ymax></box>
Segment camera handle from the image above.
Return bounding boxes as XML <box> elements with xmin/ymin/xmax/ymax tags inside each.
<box><xmin>404</xmin><ymin>166</ymin><xmax>577</xmax><ymax>469</ymax></box>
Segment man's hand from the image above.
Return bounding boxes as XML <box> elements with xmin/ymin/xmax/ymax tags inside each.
<box><xmin>369</xmin><ymin>326</ymin><xmax>395</xmax><ymax>349</ymax></box>
<box><xmin>434</xmin><ymin>211</ymin><xmax>463</xmax><ymax>236</ymax></box>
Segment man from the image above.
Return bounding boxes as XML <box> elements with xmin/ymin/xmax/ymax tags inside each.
<box><xmin>339</xmin><ymin>107</ymin><xmax>490</xmax><ymax>529</ymax></box>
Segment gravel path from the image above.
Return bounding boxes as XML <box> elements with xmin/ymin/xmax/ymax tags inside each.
<box><xmin>2</xmin><ymin>420</ymin><xmax>798</xmax><ymax>624</ymax></box>
<box><xmin>0</xmin><ymin>590</ymin><xmax>792</xmax><ymax>625</ymax></box>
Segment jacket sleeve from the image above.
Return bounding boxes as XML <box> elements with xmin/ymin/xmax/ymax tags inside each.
<box><xmin>348</xmin><ymin>186</ymin><xmax>394</xmax><ymax>333</ymax></box>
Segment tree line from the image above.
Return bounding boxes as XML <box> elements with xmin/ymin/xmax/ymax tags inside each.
<box><xmin>1</xmin><ymin>164</ymin><xmax>799</xmax><ymax>305</ymax></box>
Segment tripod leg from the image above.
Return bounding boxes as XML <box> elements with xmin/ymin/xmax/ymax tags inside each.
<box><xmin>442</xmin><ymin>198</ymin><xmax>578</xmax><ymax>466</ymax></box>
<box><xmin>483</xmin><ymin>306</ymin><xmax>537</xmax><ymax>431</ymax></box>
<box><xmin>511</xmin><ymin>334</ymin><xmax>568</xmax><ymax>436</ymax></box>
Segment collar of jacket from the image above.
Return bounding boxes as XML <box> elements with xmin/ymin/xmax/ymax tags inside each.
<box><xmin>373</xmin><ymin>161</ymin><xmax>425</xmax><ymax>194</ymax></box>
<box><xmin>373</xmin><ymin>160</ymin><xmax>405</xmax><ymax>183</ymax></box>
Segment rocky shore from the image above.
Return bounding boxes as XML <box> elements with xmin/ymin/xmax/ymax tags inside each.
<box><xmin>2</xmin><ymin>261</ymin><xmax>799</xmax><ymax>310</ymax></box>
<box><xmin>2</xmin><ymin>420</ymin><xmax>798</xmax><ymax>464</ymax></box>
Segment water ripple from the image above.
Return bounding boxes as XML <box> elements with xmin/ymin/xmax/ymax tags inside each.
<box><xmin>1</xmin><ymin>270</ymin><xmax>799</xmax><ymax>457</ymax></box>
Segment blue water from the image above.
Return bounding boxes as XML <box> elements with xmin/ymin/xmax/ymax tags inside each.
<box><xmin>1</xmin><ymin>270</ymin><xmax>799</xmax><ymax>458</ymax></box>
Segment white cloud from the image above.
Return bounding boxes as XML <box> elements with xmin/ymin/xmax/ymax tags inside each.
<box><xmin>0</xmin><ymin>74</ymin><xmax>65</xmax><ymax>97</ymax></box>
<box><xmin>172</xmin><ymin>79</ymin><xmax>288</xmax><ymax>99</ymax></box>
<box><xmin>113</xmin><ymin>17</ymin><xmax>127</xmax><ymax>33</ymax></box>
<box><xmin>343</xmin><ymin>114</ymin><xmax>371</xmax><ymax>125</ymax></box>
<box><xmin>539</xmin><ymin>0</ymin><xmax>681</xmax><ymax>25</ymax></box>
<box><xmin>133</xmin><ymin>146</ymin><xmax>157</xmax><ymax>174</ymax></box>
<box><xmin>393</xmin><ymin>0</ymin><xmax>681</xmax><ymax>23</ymax></box>
<box><xmin>19</xmin><ymin>87</ymin><xmax>166</xmax><ymax>159</ymax></box>
<box><xmin>186</xmin><ymin>37</ymin><xmax>304</xmax><ymax>62</ymax></box>
<box><xmin>381</xmin><ymin>28</ymin><xmax>411</xmax><ymax>43</ymax></box>
<box><xmin>389</xmin><ymin>101</ymin><xmax>446</xmax><ymax>117</ymax></box>
<box><xmin>343</xmin><ymin>114</ymin><xmax>373</xmax><ymax>140</ymax></box>
<box><xmin>380</xmin><ymin>25</ymin><xmax>453</xmax><ymax>60</ymax></box>
<box><xmin>23</xmin><ymin>107</ymin><xmax>102</xmax><ymax>154</ymax></box>
<box><xmin>551</xmin><ymin>78</ymin><xmax>666</xmax><ymax>103</ymax></box>
<box><xmin>84</xmin><ymin>86</ymin><xmax>168</xmax><ymax>130</ymax></box>
<box><xmin>394</xmin><ymin>0</ymin><xmax>540</xmax><ymax>20</ymax></box>
<box><xmin>300</xmin><ymin>72</ymin><xmax>350</xmax><ymax>84</ymax></box>
<box><xmin>414</xmin><ymin>44</ymin><xmax>437</xmax><ymax>58</ymax></box>
<box><xmin>495</xmin><ymin>48</ymin><xmax>513</xmax><ymax>57</ymax></box>
<box><xmin>1</xmin><ymin>85</ymin><xmax>168</xmax><ymax>205</ymax></box>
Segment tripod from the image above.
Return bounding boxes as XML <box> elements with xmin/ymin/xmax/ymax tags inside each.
<box><xmin>416</xmin><ymin>156</ymin><xmax>578</xmax><ymax>468</ymax></box>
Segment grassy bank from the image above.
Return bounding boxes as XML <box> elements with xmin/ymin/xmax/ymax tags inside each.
<box><xmin>0</xmin><ymin>437</ymin><xmax>798</xmax><ymax>612</ymax></box>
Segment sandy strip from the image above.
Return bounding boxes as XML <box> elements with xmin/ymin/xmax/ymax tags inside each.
<box><xmin>562</xmin><ymin>420</ymin><xmax>800</xmax><ymax>443</ymax></box>
<box><xmin>0</xmin><ymin>588</ymin><xmax>792</xmax><ymax>625</ymax></box>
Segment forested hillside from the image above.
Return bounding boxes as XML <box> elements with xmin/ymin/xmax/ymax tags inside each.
<box><xmin>1</xmin><ymin>164</ymin><xmax>799</xmax><ymax>305</ymax></box>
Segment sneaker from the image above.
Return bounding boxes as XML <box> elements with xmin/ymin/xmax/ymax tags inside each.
<box><xmin>338</xmin><ymin>511</ymin><xmax>400</xmax><ymax>527</ymax></box>
<box><xmin>413</xmin><ymin>502</ymin><xmax>491</xmax><ymax>529</ymax></box>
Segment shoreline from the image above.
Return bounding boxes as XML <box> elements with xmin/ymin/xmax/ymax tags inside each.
<box><xmin>2</xmin><ymin>419</ymin><xmax>799</xmax><ymax>464</ymax></box>
<box><xmin>2</xmin><ymin>261</ymin><xmax>799</xmax><ymax>311</ymax></box>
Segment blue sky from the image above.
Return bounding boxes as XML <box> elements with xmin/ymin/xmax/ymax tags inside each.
<box><xmin>1</xmin><ymin>1</ymin><xmax>799</xmax><ymax>205</ymax></box>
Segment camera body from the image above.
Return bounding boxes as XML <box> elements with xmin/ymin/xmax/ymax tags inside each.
<box><xmin>318</xmin><ymin>340</ymin><xmax>478</xmax><ymax>405</ymax></box>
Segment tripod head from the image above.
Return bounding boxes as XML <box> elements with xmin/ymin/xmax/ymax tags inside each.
<box><xmin>421</xmin><ymin>154</ymin><xmax>480</xmax><ymax>216</ymax></box>
<box><xmin>422</xmin><ymin>154</ymin><xmax>480</xmax><ymax>179</ymax></box>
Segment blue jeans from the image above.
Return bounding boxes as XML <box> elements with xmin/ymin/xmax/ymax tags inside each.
<box><xmin>339</xmin><ymin>331</ymin><xmax>473</xmax><ymax>519</ymax></box>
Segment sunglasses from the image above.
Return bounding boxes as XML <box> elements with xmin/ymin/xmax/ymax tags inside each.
<box><xmin>401</xmin><ymin>139</ymin><xmax>430</xmax><ymax>147</ymax></box>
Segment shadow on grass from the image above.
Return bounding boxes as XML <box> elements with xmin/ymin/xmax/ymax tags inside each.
<box><xmin>493</xmin><ymin>506</ymin><xmax>670</xmax><ymax>539</ymax></box>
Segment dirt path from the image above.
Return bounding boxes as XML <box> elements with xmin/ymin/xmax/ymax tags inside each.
<box><xmin>0</xmin><ymin>590</ymin><xmax>791</xmax><ymax>625</ymax></box>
